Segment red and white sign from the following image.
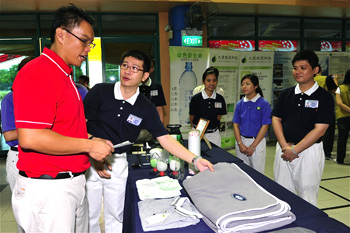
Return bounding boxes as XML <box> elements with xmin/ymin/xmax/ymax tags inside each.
<box><xmin>321</xmin><ymin>41</ymin><xmax>342</xmax><ymax>52</ymax></box>
<box><xmin>259</xmin><ymin>40</ymin><xmax>297</xmax><ymax>52</ymax></box>
<box><xmin>209</xmin><ymin>40</ymin><xmax>255</xmax><ymax>51</ymax></box>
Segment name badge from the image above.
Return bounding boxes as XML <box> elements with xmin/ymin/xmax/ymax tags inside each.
<box><xmin>127</xmin><ymin>114</ymin><xmax>142</xmax><ymax>126</ymax></box>
<box><xmin>305</xmin><ymin>100</ymin><xmax>319</xmax><ymax>108</ymax></box>
<box><xmin>150</xmin><ymin>90</ymin><xmax>158</xmax><ymax>96</ymax></box>
<box><xmin>214</xmin><ymin>102</ymin><xmax>222</xmax><ymax>108</ymax></box>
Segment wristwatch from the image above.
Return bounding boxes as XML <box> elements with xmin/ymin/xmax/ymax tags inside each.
<box><xmin>191</xmin><ymin>155</ymin><xmax>202</xmax><ymax>170</ymax></box>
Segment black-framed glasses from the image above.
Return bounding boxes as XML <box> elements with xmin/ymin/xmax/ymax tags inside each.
<box><xmin>120</xmin><ymin>63</ymin><xmax>144</xmax><ymax>73</ymax></box>
<box><xmin>63</xmin><ymin>28</ymin><xmax>96</xmax><ymax>49</ymax></box>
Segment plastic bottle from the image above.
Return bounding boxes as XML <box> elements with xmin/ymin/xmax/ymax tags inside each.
<box><xmin>169</xmin><ymin>156</ymin><xmax>184</xmax><ymax>180</ymax></box>
<box><xmin>188</xmin><ymin>129</ymin><xmax>201</xmax><ymax>175</ymax></box>
<box><xmin>156</xmin><ymin>157</ymin><xmax>168</xmax><ymax>177</ymax></box>
<box><xmin>149</xmin><ymin>148</ymin><xmax>162</xmax><ymax>175</ymax></box>
<box><xmin>178</xmin><ymin>62</ymin><xmax>197</xmax><ymax>124</ymax></box>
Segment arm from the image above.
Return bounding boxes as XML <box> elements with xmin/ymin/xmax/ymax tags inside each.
<box><xmin>157</xmin><ymin>134</ymin><xmax>214</xmax><ymax>172</ymax></box>
<box><xmin>18</xmin><ymin>128</ymin><xmax>113</xmax><ymax>162</ymax></box>
<box><xmin>272</xmin><ymin>116</ymin><xmax>289</xmax><ymax>149</ymax></box>
<box><xmin>156</xmin><ymin>106</ymin><xmax>164</xmax><ymax>123</ymax></box>
<box><xmin>233</xmin><ymin>123</ymin><xmax>248</xmax><ymax>154</ymax></box>
<box><xmin>246</xmin><ymin>124</ymin><xmax>269</xmax><ymax>156</ymax></box>
<box><xmin>282</xmin><ymin>124</ymin><xmax>329</xmax><ymax>162</ymax></box>
<box><xmin>217</xmin><ymin>115</ymin><xmax>222</xmax><ymax>122</ymax></box>
<box><xmin>336</xmin><ymin>93</ymin><xmax>350</xmax><ymax>112</ymax></box>
<box><xmin>3</xmin><ymin>129</ymin><xmax>17</xmax><ymax>142</ymax></box>
<box><xmin>190</xmin><ymin>115</ymin><xmax>194</xmax><ymax>128</ymax></box>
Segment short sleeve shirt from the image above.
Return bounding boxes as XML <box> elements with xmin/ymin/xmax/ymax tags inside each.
<box><xmin>233</xmin><ymin>94</ymin><xmax>272</xmax><ymax>137</ymax></box>
<box><xmin>272</xmin><ymin>83</ymin><xmax>334</xmax><ymax>144</ymax></box>
<box><xmin>84</xmin><ymin>82</ymin><xmax>168</xmax><ymax>154</ymax></box>
<box><xmin>189</xmin><ymin>90</ymin><xmax>227</xmax><ymax>130</ymax></box>
<box><xmin>1</xmin><ymin>92</ymin><xmax>18</xmax><ymax>146</ymax></box>
<box><xmin>139</xmin><ymin>78</ymin><xmax>166</xmax><ymax>107</ymax></box>
<box><xmin>13</xmin><ymin>48</ymin><xmax>89</xmax><ymax>177</ymax></box>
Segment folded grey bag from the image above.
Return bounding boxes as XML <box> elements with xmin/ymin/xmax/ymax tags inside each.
<box><xmin>183</xmin><ymin>163</ymin><xmax>296</xmax><ymax>233</ymax></box>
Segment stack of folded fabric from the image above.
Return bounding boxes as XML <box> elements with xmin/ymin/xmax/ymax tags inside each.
<box><xmin>183</xmin><ymin>163</ymin><xmax>296</xmax><ymax>233</ymax></box>
<box><xmin>136</xmin><ymin>176</ymin><xmax>182</xmax><ymax>200</ymax></box>
<box><xmin>138</xmin><ymin>196</ymin><xmax>203</xmax><ymax>231</ymax></box>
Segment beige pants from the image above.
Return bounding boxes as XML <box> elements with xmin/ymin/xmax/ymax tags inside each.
<box><xmin>12</xmin><ymin>173</ymin><xmax>88</xmax><ymax>232</ymax></box>
<box><xmin>235</xmin><ymin>137</ymin><xmax>266</xmax><ymax>174</ymax></box>
<box><xmin>273</xmin><ymin>142</ymin><xmax>325</xmax><ymax>206</ymax></box>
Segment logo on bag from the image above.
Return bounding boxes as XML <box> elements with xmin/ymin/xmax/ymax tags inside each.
<box><xmin>232</xmin><ymin>193</ymin><xmax>247</xmax><ymax>201</ymax></box>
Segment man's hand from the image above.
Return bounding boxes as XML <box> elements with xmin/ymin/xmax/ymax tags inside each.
<box><xmin>281</xmin><ymin>146</ymin><xmax>299</xmax><ymax>162</ymax></box>
<box><xmin>88</xmin><ymin>137</ymin><xmax>114</xmax><ymax>162</ymax></box>
<box><xmin>93</xmin><ymin>159</ymin><xmax>112</xmax><ymax>178</ymax></box>
<box><xmin>196</xmin><ymin>158</ymin><xmax>214</xmax><ymax>172</ymax></box>
<box><xmin>238</xmin><ymin>143</ymin><xmax>248</xmax><ymax>155</ymax></box>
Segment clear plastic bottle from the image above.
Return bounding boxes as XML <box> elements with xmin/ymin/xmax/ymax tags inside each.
<box><xmin>178</xmin><ymin>62</ymin><xmax>197</xmax><ymax>124</ymax></box>
<box><xmin>149</xmin><ymin>148</ymin><xmax>162</xmax><ymax>175</ymax></box>
<box><xmin>188</xmin><ymin>129</ymin><xmax>201</xmax><ymax>175</ymax></box>
<box><xmin>156</xmin><ymin>157</ymin><xmax>168</xmax><ymax>177</ymax></box>
<box><xmin>169</xmin><ymin>156</ymin><xmax>184</xmax><ymax>180</ymax></box>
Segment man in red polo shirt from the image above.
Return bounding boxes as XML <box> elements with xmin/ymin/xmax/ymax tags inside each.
<box><xmin>12</xmin><ymin>4</ymin><xmax>113</xmax><ymax>232</ymax></box>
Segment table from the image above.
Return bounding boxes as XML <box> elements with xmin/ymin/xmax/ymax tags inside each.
<box><xmin>123</xmin><ymin>142</ymin><xmax>350</xmax><ymax>233</ymax></box>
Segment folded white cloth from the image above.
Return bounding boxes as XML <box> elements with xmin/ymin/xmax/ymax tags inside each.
<box><xmin>183</xmin><ymin>163</ymin><xmax>296</xmax><ymax>233</ymax></box>
<box><xmin>136</xmin><ymin>176</ymin><xmax>182</xmax><ymax>200</ymax></box>
<box><xmin>138</xmin><ymin>196</ymin><xmax>201</xmax><ymax>231</ymax></box>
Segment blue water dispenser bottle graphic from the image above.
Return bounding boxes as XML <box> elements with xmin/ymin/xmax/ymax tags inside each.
<box><xmin>178</xmin><ymin>62</ymin><xmax>197</xmax><ymax>124</ymax></box>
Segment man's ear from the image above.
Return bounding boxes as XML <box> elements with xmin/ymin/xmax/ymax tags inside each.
<box><xmin>55</xmin><ymin>28</ymin><xmax>65</xmax><ymax>44</ymax></box>
<box><xmin>314</xmin><ymin>66</ymin><xmax>320</xmax><ymax>75</ymax></box>
<box><xmin>141</xmin><ymin>72</ymin><xmax>150</xmax><ymax>82</ymax></box>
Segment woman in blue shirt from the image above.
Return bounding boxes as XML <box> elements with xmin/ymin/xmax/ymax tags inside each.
<box><xmin>233</xmin><ymin>74</ymin><xmax>271</xmax><ymax>173</ymax></box>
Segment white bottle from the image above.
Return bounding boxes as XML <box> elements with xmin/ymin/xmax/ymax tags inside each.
<box><xmin>188</xmin><ymin>129</ymin><xmax>201</xmax><ymax>175</ymax></box>
<box><xmin>178</xmin><ymin>62</ymin><xmax>197</xmax><ymax>124</ymax></box>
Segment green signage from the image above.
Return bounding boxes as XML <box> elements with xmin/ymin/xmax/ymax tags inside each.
<box><xmin>182</xmin><ymin>36</ymin><xmax>202</xmax><ymax>47</ymax></box>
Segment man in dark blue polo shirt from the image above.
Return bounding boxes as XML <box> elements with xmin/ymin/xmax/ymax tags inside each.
<box><xmin>272</xmin><ymin>50</ymin><xmax>334</xmax><ymax>207</ymax></box>
<box><xmin>139</xmin><ymin>55</ymin><xmax>166</xmax><ymax>123</ymax></box>
<box><xmin>83</xmin><ymin>50</ymin><xmax>214</xmax><ymax>233</ymax></box>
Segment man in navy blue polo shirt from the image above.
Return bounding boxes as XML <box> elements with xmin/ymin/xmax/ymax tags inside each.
<box><xmin>139</xmin><ymin>55</ymin><xmax>166</xmax><ymax>123</ymax></box>
<box><xmin>83</xmin><ymin>50</ymin><xmax>214</xmax><ymax>233</ymax></box>
<box><xmin>272</xmin><ymin>50</ymin><xmax>334</xmax><ymax>207</ymax></box>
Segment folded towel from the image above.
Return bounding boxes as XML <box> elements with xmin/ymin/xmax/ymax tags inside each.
<box><xmin>183</xmin><ymin>163</ymin><xmax>296</xmax><ymax>233</ymax></box>
<box><xmin>136</xmin><ymin>176</ymin><xmax>182</xmax><ymax>200</ymax></box>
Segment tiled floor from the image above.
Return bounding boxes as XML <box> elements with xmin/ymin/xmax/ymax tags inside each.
<box><xmin>1</xmin><ymin>136</ymin><xmax>349</xmax><ymax>232</ymax></box>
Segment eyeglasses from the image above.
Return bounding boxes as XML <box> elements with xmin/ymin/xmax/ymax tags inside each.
<box><xmin>63</xmin><ymin>28</ymin><xmax>96</xmax><ymax>49</ymax></box>
<box><xmin>120</xmin><ymin>63</ymin><xmax>144</xmax><ymax>73</ymax></box>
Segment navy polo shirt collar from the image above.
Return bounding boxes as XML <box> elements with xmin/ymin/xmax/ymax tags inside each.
<box><xmin>295</xmin><ymin>82</ymin><xmax>319</xmax><ymax>96</ymax></box>
<box><xmin>201</xmin><ymin>89</ymin><xmax>217</xmax><ymax>100</ymax></box>
<box><xmin>243</xmin><ymin>93</ymin><xmax>261</xmax><ymax>103</ymax></box>
<box><xmin>139</xmin><ymin>77</ymin><xmax>152</xmax><ymax>87</ymax></box>
<box><xmin>114</xmin><ymin>81</ymin><xmax>139</xmax><ymax>105</ymax></box>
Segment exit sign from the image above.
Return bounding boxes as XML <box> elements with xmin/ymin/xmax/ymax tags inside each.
<box><xmin>182</xmin><ymin>36</ymin><xmax>202</xmax><ymax>47</ymax></box>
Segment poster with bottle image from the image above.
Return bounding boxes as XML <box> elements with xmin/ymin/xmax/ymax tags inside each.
<box><xmin>238</xmin><ymin>52</ymin><xmax>274</xmax><ymax>105</ymax></box>
<box><xmin>169</xmin><ymin>46</ymin><xmax>210</xmax><ymax>139</ymax></box>
<box><xmin>209</xmin><ymin>49</ymin><xmax>240</xmax><ymax>149</ymax></box>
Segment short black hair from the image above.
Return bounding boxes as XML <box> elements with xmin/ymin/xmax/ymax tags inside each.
<box><xmin>292</xmin><ymin>50</ymin><xmax>319</xmax><ymax>69</ymax></box>
<box><xmin>78</xmin><ymin>75</ymin><xmax>89</xmax><ymax>84</ymax></box>
<box><xmin>18</xmin><ymin>56</ymin><xmax>35</xmax><ymax>71</ymax></box>
<box><xmin>120</xmin><ymin>50</ymin><xmax>151</xmax><ymax>73</ymax></box>
<box><xmin>202</xmin><ymin>67</ymin><xmax>219</xmax><ymax>82</ymax></box>
<box><xmin>50</xmin><ymin>4</ymin><xmax>94</xmax><ymax>44</ymax></box>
